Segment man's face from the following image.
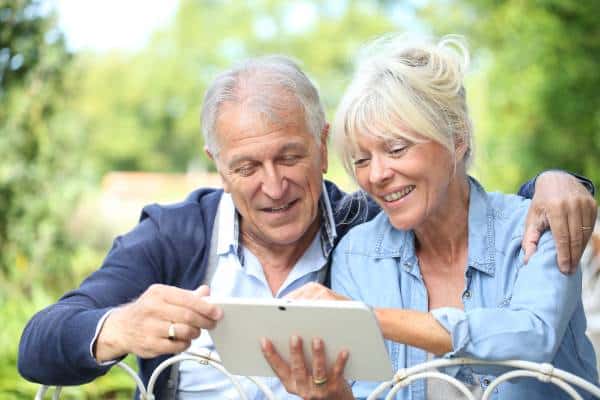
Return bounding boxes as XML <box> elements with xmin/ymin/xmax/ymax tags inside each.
<box><xmin>211</xmin><ymin>99</ymin><xmax>328</xmax><ymax>250</ymax></box>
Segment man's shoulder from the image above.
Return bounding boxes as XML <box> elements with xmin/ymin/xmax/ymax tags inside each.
<box><xmin>334</xmin><ymin>211</ymin><xmax>396</xmax><ymax>255</ymax></box>
<box><xmin>139</xmin><ymin>187</ymin><xmax>223</xmax><ymax>240</ymax></box>
<box><xmin>324</xmin><ymin>180</ymin><xmax>381</xmax><ymax>236</ymax></box>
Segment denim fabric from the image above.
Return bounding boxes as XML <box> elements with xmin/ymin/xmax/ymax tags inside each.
<box><xmin>332</xmin><ymin>177</ymin><xmax>598</xmax><ymax>400</ymax></box>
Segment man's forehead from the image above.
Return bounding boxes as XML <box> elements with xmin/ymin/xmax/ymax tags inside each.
<box><xmin>216</xmin><ymin>98</ymin><xmax>308</xmax><ymax>140</ymax></box>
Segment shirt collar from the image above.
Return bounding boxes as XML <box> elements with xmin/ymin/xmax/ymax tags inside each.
<box><xmin>216</xmin><ymin>182</ymin><xmax>338</xmax><ymax>260</ymax></box>
<box><xmin>372</xmin><ymin>176</ymin><xmax>496</xmax><ymax>276</ymax></box>
<box><xmin>216</xmin><ymin>192</ymin><xmax>239</xmax><ymax>256</ymax></box>
<box><xmin>465</xmin><ymin>177</ymin><xmax>496</xmax><ymax>275</ymax></box>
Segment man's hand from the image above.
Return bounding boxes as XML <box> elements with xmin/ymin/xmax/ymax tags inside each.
<box><xmin>523</xmin><ymin>171</ymin><xmax>597</xmax><ymax>274</ymax></box>
<box><xmin>94</xmin><ymin>284</ymin><xmax>222</xmax><ymax>362</ymax></box>
<box><xmin>261</xmin><ymin>336</ymin><xmax>353</xmax><ymax>400</ymax></box>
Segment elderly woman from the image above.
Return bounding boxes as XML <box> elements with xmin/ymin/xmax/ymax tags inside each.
<box><xmin>262</xmin><ymin>34</ymin><xmax>599</xmax><ymax>399</ymax></box>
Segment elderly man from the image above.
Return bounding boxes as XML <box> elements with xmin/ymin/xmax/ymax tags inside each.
<box><xmin>18</xmin><ymin>55</ymin><xmax>596</xmax><ymax>399</ymax></box>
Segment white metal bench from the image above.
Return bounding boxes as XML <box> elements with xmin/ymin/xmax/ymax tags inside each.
<box><xmin>35</xmin><ymin>353</ymin><xmax>600</xmax><ymax>399</ymax></box>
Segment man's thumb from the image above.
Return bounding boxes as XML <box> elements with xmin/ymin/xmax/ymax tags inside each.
<box><xmin>194</xmin><ymin>284</ymin><xmax>210</xmax><ymax>297</ymax></box>
<box><xmin>522</xmin><ymin>225</ymin><xmax>541</xmax><ymax>264</ymax></box>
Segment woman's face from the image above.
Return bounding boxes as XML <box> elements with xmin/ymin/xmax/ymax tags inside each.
<box><xmin>353</xmin><ymin>133</ymin><xmax>456</xmax><ymax>231</ymax></box>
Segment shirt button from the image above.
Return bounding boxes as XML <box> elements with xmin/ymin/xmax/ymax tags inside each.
<box><xmin>482</xmin><ymin>377</ymin><xmax>491</xmax><ymax>386</ymax></box>
<box><xmin>463</xmin><ymin>290</ymin><xmax>471</xmax><ymax>299</ymax></box>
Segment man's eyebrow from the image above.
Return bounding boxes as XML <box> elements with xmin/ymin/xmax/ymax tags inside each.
<box><xmin>227</xmin><ymin>141</ymin><xmax>309</xmax><ymax>168</ymax></box>
<box><xmin>227</xmin><ymin>155</ymin><xmax>256</xmax><ymax>169</ymax></box>
<box><xmin>279</xmin><ymin>142</ymin><xmax>308</xmax><ymax>154</ymax></box>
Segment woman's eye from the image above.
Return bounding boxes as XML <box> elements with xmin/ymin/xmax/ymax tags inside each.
<box><xmin>353</xmin><ymin>158</ymin><xmax>370</xmax><ymax>168</ymax></box>
<box><xmin>389</xmin><ymin>146</ymin><xmax>408</xmax><ymax>157</ymax></box>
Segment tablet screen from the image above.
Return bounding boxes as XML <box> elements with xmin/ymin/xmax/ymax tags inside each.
<box><xmin>206</xmin><ymin>298</ymin><xmax>394</xmax><ymax>381</ymax></box>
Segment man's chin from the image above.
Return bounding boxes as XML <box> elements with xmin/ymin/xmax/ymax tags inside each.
<box><xmin>257</xmin><ymin>227</ymin><xmax>313</xmax><ymax>248</ymax></box>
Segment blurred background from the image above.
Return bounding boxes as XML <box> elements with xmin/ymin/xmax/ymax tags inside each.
<box><xmin>1</xmin><ymin>0</ymin><xmax>599</xmax><ymax>397</ymax></box>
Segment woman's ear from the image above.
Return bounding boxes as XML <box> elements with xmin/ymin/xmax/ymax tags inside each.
<box><xmin>454</xmin><ymin>133</ymin><xmax>469</xmax><ymax>161</ymax></box>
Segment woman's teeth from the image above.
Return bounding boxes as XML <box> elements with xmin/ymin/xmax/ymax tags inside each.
<box><xmin>383</xmin><ymin>185</ymin><xmax>415</xmax><ymax>202</ymax></box>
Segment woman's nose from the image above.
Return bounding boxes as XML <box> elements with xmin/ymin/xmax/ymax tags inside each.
<box><xmin>369</xmin><ymin>156</ymin><xmax>393</xmax><ymax>185</ymax></box>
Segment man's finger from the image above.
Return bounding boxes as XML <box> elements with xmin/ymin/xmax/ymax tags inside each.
<box><xmin>153</xmin><ymin>302</ymin><xmax>217</xmax><ymax>330</ymax></box>
<box><xmin>547</xmin><ymin>208</ymin><xmax>572</xmax><ymax>273</ymax></box>
<box><xmin>163</xmin><ymin>289</ymin><xmax>223</xmax><ymax>320</ymax></box>
<box><xmin>522</xmin><ymin>212</ymin><xmax>545</xmax><ymax>264</ymax></box>
<box><xmin>332</xmin><ymin>349</ymin><xmax>349</xmax><ymax>377</ymax></box>
<box><xmin>311</xmin><ymin>338</ymin><xmax>327</xmax><ymax>386</ymax></box>
<box><xmin>261</xmin><ymin>338</ymin><xmax>291</xmax><ymax>382</ymax></box>
<box><xmin>289</xmin><ymin>336</ymin><xmax>308</xmax><ymax>388</ymax></box>
<box><xmin>566</xmin><ymin>202</ymin><xmax>585</xmax><ymax>273</ymax></box>
<box><xmin>581</xmin><ymin>198</ymin><xmax>598</xmax><ymax>253</ymax></box>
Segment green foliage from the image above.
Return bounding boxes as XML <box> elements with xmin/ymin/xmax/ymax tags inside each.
<box><xmin>0</xmin><ymin>1</ymin><xmax>105</xmax><ymax>397</ymax></box>
<box><xmin>4</xmin><ymin>0</ymin><xmax>599</xmax><ymax>397</ymax></box>
<box><xmin>420</xmin><ymin>0</ymin><xmax>600</xmax><ymax>192</ymax></box>
<box><xmin>0</xmin><ymin>0</ymin><xmax>84</xmax><ymax>294</ymax></box>
<box><xmin>72</xmin><ymin>0</ymin><xmax>398</xmax><ymax>175</ymax></box>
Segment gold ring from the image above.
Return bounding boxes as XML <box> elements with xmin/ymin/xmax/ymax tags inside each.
<box><xmin>313</xmin><ymin>376</ymin><xmax>328</xmax><ymax>386</ymax></box>
<box><xmin>582</xmin><ymin>226</ymin><xmax>593</xmax><ymax>231</ymax></box>
<box><xmin>168</xmin><ymin>322</ymin><xmax>176</xmax><ymax>341</ymax></box>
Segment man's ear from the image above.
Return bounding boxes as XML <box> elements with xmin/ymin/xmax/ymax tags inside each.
<box><xmin>320</xmin><ymin>123</ymin><xmax>330</xmax><ymax>174</ymax></box>
<box><xmin>205</xmin><ymin>146</ymin><xmax>230</xmax><ymax>192</ymax></box>
<box><xmin>204</xmin><ymin>146</ymin><xmax>215</xmax><ymax>161</ymax></box>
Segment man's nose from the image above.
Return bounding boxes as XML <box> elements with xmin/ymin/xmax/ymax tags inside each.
<box><xmin>262</xmin><ymin>165</ymin><xmax>287</xmax><ymax>199</ymax></box>
<box><xmin>369</xmin><ymin>155</ymin><xmax>393</xmax><ymax>184</ymax></box>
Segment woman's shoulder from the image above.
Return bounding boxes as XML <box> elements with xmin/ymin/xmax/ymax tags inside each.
<box><xmin>335</xmin><ymin>211</ymin><xmax>412</xmax><ymax>256</ymax></box>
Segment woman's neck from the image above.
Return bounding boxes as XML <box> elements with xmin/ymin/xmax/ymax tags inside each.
<box><xmin>414</xmin><ymin>175</ymin><xmax>470</xmax><ymax>266</ymax></box>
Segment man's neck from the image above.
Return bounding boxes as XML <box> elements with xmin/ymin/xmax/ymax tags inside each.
<box><xmin>240</xmin><ymin>218</ymin><xmax>321</xmax><ymax>295</ymax></box>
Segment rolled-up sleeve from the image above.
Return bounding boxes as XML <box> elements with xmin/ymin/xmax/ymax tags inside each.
<box><xmin>431</xmin><ymin>233</ymin><xmax>580</xmax><ymax>363</ymax></box>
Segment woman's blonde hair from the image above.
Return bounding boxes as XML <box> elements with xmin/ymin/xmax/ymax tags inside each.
<box><xmin>333</xmin><ymin>33</ymin><xmax>473</xmax><ymax>179</ymax></box>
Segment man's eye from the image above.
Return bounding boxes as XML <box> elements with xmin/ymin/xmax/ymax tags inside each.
<box><xmin>235</xmin><ymin>166</ymin><xmax>255</xmax><ymax>177</ymax></box>
<box><xmin>280</xmin><ymin>155</ymin><xmax>301</xmax><ymax>165</ymax></box>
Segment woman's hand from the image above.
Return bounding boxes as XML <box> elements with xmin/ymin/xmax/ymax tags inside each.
<box><xmin>286</xmin><ymin>282</ymin><xmax>350</xmax><ymax>301</ymax></box>
<box><xmin>261</xmin><ymin>336</ymin><xmax>354</xmax><ymax>400</ymax></box>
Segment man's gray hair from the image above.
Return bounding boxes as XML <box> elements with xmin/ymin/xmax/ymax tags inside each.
<box><xmin>201</xmin><ymin>55</ymin><xmax>326</xmax><ymax>155</ymax></box>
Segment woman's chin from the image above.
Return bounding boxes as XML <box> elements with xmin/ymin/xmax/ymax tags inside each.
<box><xmin>388</xmin><ymin>217</ymin><xmax>419</xmax><ymax>232</ymax></box>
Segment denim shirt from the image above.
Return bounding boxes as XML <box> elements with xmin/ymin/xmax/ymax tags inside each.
<box><xmin>331</xmin><ymin>177</ymin><xmax>598</xmax><ymax>400</ymax></box>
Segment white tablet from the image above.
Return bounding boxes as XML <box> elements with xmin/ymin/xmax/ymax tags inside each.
<box><xmin>206</xmin><ymin>297</ymin><xmax>394</xmax><ymax>381</ymax></box>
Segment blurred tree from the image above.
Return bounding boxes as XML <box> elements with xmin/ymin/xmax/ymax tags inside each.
<box><xmin>72</xmin><ymin>0</ymin><xmax>398</xmax><ymax>175</ymax></box>
<box><xmin>420</xmin><ymin>0</ymin><xmax>600</xmax><ymax>192</ymax></box>
<box><xmin>0</xmin><ymin>0</ymin><xmax>85</xmax><ymax>297</ymax></box>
